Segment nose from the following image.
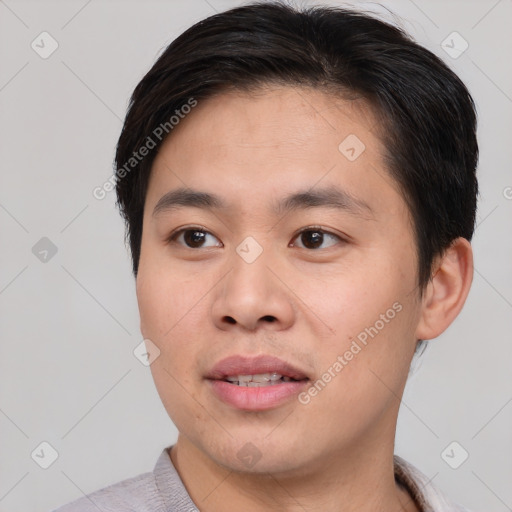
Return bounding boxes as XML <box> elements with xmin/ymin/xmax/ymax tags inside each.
<box><xmin>211</xmin><ymin>249</ymin><xmax>296</xmax><ymax>332</ymax></box>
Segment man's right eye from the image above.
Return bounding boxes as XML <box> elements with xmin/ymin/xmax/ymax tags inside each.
<box><xmin>167</xmin><ymin>227</ymin><xmax>222</xmax><ymax>249</ymax></box>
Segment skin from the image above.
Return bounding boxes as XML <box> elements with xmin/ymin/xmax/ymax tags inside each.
<box><xmin>136</xmin><ymin>85</ymin><xmax>473</xmax><ymax>511</ymax></box>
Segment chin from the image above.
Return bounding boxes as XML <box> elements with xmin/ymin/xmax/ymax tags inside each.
<box><xmin>201</xmin><ymin>434</ymin><xmax>310</xmax><ymax>476</ymax></box>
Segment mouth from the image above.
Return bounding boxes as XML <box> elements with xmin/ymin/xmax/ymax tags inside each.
<box><xmin>206</xmin><ymin>355</ymin><xmax>310</xmax><ymax>411</ymax></box>
<box><xmin>224</xmin><ymin>373</ymin><xmax>303</xmax><ymax>387</ymax></box>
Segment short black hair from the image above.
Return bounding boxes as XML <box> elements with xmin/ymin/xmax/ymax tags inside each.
<box><xmin>115</xmin><ymin>1</ymin><xmax>478</xmax><ymax>289</ymax></box>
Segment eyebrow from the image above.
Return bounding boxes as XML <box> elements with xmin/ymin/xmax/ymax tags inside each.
<box><xmin>152</xmin><ymin>186</ymin><xmax>373</xmax><ymax>218</ymax></box>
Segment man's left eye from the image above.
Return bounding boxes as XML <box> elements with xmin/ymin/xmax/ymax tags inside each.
<box><xmin>291</xmin><ymin>229</ymin><xmax>342</xmax><ymax>250</ymax></box>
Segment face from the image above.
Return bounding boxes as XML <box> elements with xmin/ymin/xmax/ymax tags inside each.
<box><xmin>136</xmin><ymin>86</ymin><xmax>424</xmax><ymax>475</ymax></box>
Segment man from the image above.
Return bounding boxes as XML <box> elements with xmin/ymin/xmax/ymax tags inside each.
<box><xmin>55</xmin><ymin>2</ymin><xmax>477</xmax><ymax>510</ymax></box>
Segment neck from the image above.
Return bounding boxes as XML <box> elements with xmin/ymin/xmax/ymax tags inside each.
<box><xmin>169</xmin><ymin>435</ymin><xmax>419</xmax><ymax>512</ymax></box>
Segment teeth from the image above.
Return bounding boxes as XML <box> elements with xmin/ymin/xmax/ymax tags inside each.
<box><xmin>225</xmin><ymin>372</ymin><xmax>287</xmax><ymax>386</ymax></box>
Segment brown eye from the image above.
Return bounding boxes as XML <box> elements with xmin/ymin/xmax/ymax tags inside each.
<box><xmin>292</xmin><ymin>229</ymin><xmax>341</xmax><ymax>250</ymax></box>
<box><xmin>184</xmin><ymin>230</ymin><xmax>207</xmax><ymax>248</ymax></box>
<box><xmin>170</xmin><ymin>228</ymin><xmax>222</xmax><ymax>248</ymax></box>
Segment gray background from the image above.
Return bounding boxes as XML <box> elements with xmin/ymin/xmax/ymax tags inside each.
<box><xmin>0</xmin><ymin>0</ymin><xmax>511</xmax><ymax>510</ymax></box>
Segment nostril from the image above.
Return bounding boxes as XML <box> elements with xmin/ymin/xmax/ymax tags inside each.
<box><xmin>224</xmin><ymin>316</ymin><xmax>236</xmax><ymax>324</ymax></box>
<box><xmin>261</xmin><ymin>315</ymin><xmax>276</xmax><ymax>322</ymax></box>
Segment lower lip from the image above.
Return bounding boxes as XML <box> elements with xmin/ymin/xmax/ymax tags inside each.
<box><xmin>209</xmin><ymin>379</ymin><xmax>308</xmax><ymax>411</ymax></box>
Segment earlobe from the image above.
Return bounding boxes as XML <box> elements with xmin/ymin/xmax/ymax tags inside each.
<box><xmin>415</xmin><ymin>238</ymin><xmax>473</xmax><ymax>341</ymax></box>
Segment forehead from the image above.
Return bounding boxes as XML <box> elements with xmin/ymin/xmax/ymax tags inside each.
<box><xmin>160</xmin><ymin>85</ymin><xmax>380</xmax><ymax>158</ymax></box>
<box><xmin>146</xmin><ymin>85</ymin><xmax>402</xmax><ymax>217</ymax></box>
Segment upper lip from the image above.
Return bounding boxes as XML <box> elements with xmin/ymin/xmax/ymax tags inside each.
<box><xmin>207</xmin><ymin>355</ymin><xmax>310</xmax><ymax>381</ymax></box>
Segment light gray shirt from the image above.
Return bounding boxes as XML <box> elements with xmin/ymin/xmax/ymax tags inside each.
<box><xmin>52</xmin><ymin>447</ymin><xmax>471</xmax><ymax>511</ymax></box>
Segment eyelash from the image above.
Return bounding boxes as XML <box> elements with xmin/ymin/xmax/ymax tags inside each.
<box><xmin>166</xmin><ymin>225</ymin><xmax>346</xmax><ymax>250</ymax></box>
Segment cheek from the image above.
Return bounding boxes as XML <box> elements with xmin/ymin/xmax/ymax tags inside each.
<box><xmin>296</xmin><ymin>262</ymin><xmax>403</xmax><ymax>337</ymax></box>
<box><xmin>136</xmin><ymin>276</ymin><xmax>171</xmax><ymax>339</ymax></box>
<box><xmin>301</xmin><ymin>262</ymin><xmax>419</xmax><ymax>393</ymax></box>
<box><xmin>136</xmin><ymin>257</ymin><xmax>206</xmax><ymax>340</ymax></box>
<box><xmin>136</xmin><ymin>255</ymin><xmax>215</xmax><ymax>376</ymax></box>
<box><xmin>299</xmin><ymin>302</ymin><xmax>419</xmax><ymax>444</ymax></box>
<box><xmin>136</xmin><ymin>267</ymin><xmax>208</xmax><ymax>427</ymax></box>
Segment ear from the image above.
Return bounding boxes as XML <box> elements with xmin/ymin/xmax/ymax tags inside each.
<box><xmin>415</xmin><ymin>237</ymin><xmax>473</xmax><ymax>341</ymax></box>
